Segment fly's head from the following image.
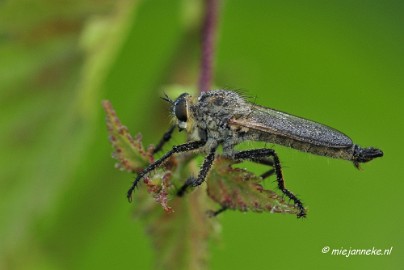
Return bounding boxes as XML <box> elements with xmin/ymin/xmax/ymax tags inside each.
<box><xmin>171</xmin><ymin>93</ymin><xmax>197</xmax><ymax>134</ymax></box>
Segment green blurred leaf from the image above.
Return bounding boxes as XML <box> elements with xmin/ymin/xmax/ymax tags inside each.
<box><xmin>0</xmin><ymin>0</ymin><xmax>139</xmax><ymax>268</ymax></box>
<box><xmin>207</xmin><ymin>156</ymin><xmax>300</xmax><ymax>215</ymax></box>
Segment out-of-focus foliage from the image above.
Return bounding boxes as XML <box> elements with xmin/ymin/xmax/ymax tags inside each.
<box><xmin>0</xmin><ymin>0</ymin><xmax>138</xmax><ymax>269</ymax></box>
<box><xmin>1</xmin><ymin>1</ymin><xmax>403</xmax><ymax>270</ymax></box>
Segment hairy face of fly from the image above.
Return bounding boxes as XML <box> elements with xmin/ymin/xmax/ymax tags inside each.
<box><xmin>172</xmin><ymin>93</ymin><xmax>194</xmax><ymax>132</ymax></box>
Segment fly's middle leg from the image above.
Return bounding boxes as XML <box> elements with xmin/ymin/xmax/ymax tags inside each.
<box><xmin>234</xmin><ymin>149</ymin><xmax>307</xmax><ymax>218</ymax></box>
<box><xmin>177</xmin><ymin>147</ymin><xmax>217</xmax><ymax>197</ymax></box>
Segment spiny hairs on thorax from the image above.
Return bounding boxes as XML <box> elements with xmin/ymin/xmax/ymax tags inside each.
<box><xmin>191</xmin><ymin>90</ymin><xmax>252</xmax><ymax>131</ymax></box>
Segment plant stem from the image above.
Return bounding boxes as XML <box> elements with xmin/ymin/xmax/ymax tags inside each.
<box><xmin>199</xmin><ymin>0</ymin><xmax>219</xmax><ymax>93</ymax></box>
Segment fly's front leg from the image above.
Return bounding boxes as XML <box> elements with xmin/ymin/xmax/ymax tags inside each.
<box><xmin>127</xmin><ymin>140</ymin><xmax>206</xmax><ymax>202</ymax></box>
<box><xmin>177</xmin><ymin>147</ymin><xmax>217</xmax><ymax>197</ymax></box>
<box><xmin>153</xmin><ymin>125</ymin><xmax>176</xmax><ymax>154</ymax></box>
<box><xmin>234</xmin><ymin>149</ymin><xmax>306</xmax><ymax>218</ymax></box>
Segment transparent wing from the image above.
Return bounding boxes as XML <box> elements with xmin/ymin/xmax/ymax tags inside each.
<box><xmin>230</xmin><ymin>104</ymin><xmax>353</xmax><ymax>148</ymax></box>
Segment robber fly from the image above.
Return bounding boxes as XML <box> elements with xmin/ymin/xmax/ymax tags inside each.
<box><xmin>127</xmin><ymin>90</ymin><xmax>383</xmax><ymax>218</ymax></box>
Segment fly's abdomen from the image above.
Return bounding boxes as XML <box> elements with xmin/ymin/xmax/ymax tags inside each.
<box><xmin>229</xmin><ymin>104</ymin><xmax>356</xmax><ymax>160</ymax></box>
<box><xmin>251</xmin><ymin>130</ymin><xmax>355</xmax><ymax>160</ymax></box>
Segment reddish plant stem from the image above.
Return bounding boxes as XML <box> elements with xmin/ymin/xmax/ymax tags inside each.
<box><xmin>198</xmin><ymin>0</ymin><xmax>218</xmax><ymax>93</ymax></box>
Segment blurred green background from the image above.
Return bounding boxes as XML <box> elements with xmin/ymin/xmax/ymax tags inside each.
<box><xmin>1</xmin><ymin>0</ymin><xmax>403</xmax><ymax>269</ymax></box>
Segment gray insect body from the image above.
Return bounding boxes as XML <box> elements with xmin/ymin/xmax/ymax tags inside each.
<box><xmin>128</xmin><ymin>89</ymin><xmax>383</xmax><ymax>218</ymax></box>
<box><xmin>185</xmin><ymin>90</ymin><xmax>378</xmax><ymax>166</ymax></box>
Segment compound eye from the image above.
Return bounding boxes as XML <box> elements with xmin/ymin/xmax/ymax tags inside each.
<box><xmin>174</xmin><ymin>98</ymin><xmax>188</xmax><ymax>122</ymax></box>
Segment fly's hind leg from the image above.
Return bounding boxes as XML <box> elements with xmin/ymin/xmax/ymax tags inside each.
<box><xmin>209</xmin><ymin>157</ymin><xmax>275</xmax><ymax>218</ymax></box>
<box><xmin>234</xmin><ymin>149</ymin><xmax>307</xmax><ymax>218</ymax></box>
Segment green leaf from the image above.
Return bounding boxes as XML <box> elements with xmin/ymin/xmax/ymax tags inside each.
<box><xmin>207</xmin><ymin>156</ymin><xmax>301</xmax><ymax>215</ymax></box>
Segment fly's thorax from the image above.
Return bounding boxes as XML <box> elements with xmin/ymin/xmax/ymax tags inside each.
<box><xmin>171</xmin><ymin>90</ymin><xmax>253</xmax><ymax>151</ymax></box>
<box><xmin>192</xmin><ymin>90</ymin><xmax>252</xmax><ymax>133</ymax></box>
